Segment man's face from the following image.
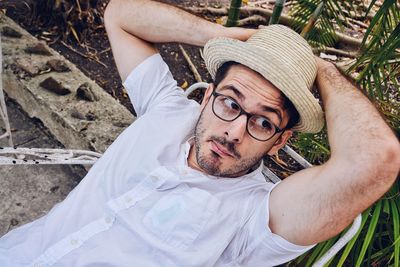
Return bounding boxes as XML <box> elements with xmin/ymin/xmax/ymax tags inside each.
<box><xmin>190</xmin><ymin>64</ymin><xmax>292</xmax><ymax>178</ymax></box>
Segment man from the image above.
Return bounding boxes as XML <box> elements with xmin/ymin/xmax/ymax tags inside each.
<box><xmin>1</xmin><ymin>0</ymin><xmax>399</xmax><ymax>266</ymax></box>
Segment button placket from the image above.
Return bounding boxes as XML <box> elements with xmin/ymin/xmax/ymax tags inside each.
<box><xmin>106</xmin><ymin>175</ymin><xmax>158</xmax><ymax>214</ymax></box>
<box><xmin>31</xmin><ymin>215</ymin><xmax>116</xmax><ymax>266</ymax></box>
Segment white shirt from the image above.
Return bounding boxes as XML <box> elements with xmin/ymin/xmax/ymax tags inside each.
<box><xmin>0</xmin><ymin>54</ymin><xmax>313</xmax><ymax>267</ymax></box>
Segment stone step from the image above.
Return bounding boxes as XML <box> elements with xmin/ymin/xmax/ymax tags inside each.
<box><xmin>1</xmin><ymin>13</ymin><xmax>135</xmax><ymax>154</ymax></box>
<box><xmin>0</xmin><ymin>13</ymin><xmax>134</xmax><ymax>236</ymax></box>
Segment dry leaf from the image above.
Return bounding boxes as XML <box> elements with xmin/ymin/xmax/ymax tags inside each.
<box><xmin>68</xmin><ymin>22</ymin><xmax>81</xmax><ymax>44</ymax></box>
<box><xmin>122</xmin><ymin>88</ymin><xmax>128</xmax><ymax>98</ymax></box>
<box><xmin>215</xmin><ymin>17</ymin><xmax>225</xmax><ymax>25</ymax></box>
<box><xmin>181</xmin><ymin>80</ymin><xmax>188</xmax><ymax>89</ymax></box>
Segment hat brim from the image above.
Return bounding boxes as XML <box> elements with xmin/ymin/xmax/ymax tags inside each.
<box><xmin>203</xmin><ymin>37</ymin><xmax>324</xmax><ymax>133</ymax></box>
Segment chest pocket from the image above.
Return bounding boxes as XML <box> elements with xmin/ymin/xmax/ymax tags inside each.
<box><xmin>143</xmin><ymin>185</ymin><xmax>220</xmax><ymax>249</ymax></box>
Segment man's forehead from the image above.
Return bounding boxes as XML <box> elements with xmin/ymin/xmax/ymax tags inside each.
<box><xmin>215</xmin><ymin>64</ymin><xmax>290</xmax><ymax>125</ymax></box>
<box><xmin>217</xmin><ymin>64</ymin><xmax>286</xmax><ymax>109</ymax></box>
<box><xmin>221</xmin><ymin>64</ymin><xmax>284</xmax><ymax>101</ymax></box>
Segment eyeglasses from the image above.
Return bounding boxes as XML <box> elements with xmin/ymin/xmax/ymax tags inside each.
<box><xmin>211</xmin><ymin>91</ymin><xmax>285</xmax><ymax>141</ymax></box>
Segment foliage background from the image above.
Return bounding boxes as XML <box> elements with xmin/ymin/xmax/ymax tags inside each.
<box><xmin>284</xmin><ymin>1</ymin><xmax>399</xmax><ymax>266</ymax></box>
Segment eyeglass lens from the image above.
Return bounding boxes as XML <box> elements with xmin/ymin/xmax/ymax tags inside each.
<box><xmin>213</xmin><ymin>94</ymin><xmax>277</xmax><ymax>141</ymax></box>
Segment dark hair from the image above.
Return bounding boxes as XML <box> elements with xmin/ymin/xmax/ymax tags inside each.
<box><xmin>213</xmin><ymin>61</ymin><xmax>300</xmax><ymax>129</ymax></box>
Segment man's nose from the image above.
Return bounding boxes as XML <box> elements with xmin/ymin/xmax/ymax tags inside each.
<box><xmin>224</xmin><ymin>114</ymin><xmax>247</xmax><ymax>143</ymax></box>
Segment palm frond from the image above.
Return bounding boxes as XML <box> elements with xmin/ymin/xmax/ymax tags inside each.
<box><xmin>289</xmin><ymin>0</ymin><xmax>359</xmax><ymax>47</ymax></box>
<box><xmin>289</xmin><ymin>130</ymin><xmax>330</xmax><ymax>165</ymax></box>
<box><xmin>288</xmin><ymin>1</ymin><xmax>399</xmax><ymax>266</ymax></box>
<box><xmin>349</xmin><ymin>20</ymin><xmax>400</xmax><ymax>101</ymax></box>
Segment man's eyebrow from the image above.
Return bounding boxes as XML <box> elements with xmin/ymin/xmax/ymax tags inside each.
<box><xmin>220</xmin><ymin>85</ymin><xmax>245</xmax><ymax>101</ymax></box>
<box><xmin>262</xmin><ymin>106</ymin><xmax>283</xmax><ymax>124</ymax></box>
<box><xmin>220</xmin><ymin>85</ymin><xmax>283</xmax><ymax>124</ymax></box>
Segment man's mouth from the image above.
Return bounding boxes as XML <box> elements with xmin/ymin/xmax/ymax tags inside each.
<box><xmin>210</xmin><ymin>140</ymin><xmax>234</xmax><ymax>158</ymax></box>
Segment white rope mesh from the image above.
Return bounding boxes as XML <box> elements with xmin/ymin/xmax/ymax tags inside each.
<box><xmin>312</xmin><ymin>214</ymin><xmax>362</xmax><ymax>267</ymax></box>
<box><xmin>184</xmin><ymin>82</ymin><xmax>209</xmax><ymax>97</ymax></box>
<box><xmin>0</xmin><ymin>147</ymin><xmax>101</xmax><ymax>165</ymax></box>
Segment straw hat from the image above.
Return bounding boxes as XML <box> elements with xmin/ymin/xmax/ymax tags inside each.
<box><xmin>203</xmin><ymin>24</ymin><xmax>324</xmax><ymax>133</ymax></box>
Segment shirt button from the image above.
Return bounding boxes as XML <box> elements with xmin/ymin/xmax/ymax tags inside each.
<box><xmin>150</xmin><ymin>176</ymin><xmax>158</xmax><ymax>183</ymax></box>
<box><xmin>124</xmin><ymin>196</ymin><xmax>132</xmax><ymax>204</ymax></box>
<box><xmin>105</xmin><ymin>216</ymin><xmax>113</xmax><ymax>224</ymax></box>
<box><xmin>70</xmin><ymin>239</ymin><xmax>78</xmax><ymax>246</ymax></box>
<box><xmin>34</xmin><ymin>263</ymin><xmax>43</xmax><ymax>267</ymax></box>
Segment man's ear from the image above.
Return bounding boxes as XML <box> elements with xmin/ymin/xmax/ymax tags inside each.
<box><xmin>199</xmin><ymin>83</ymin><xmax>214</xmax><ymax>111</ymax></box>
<box><xmin>267</xmin><ymin>130</ymin><xmax>293</xmax><ymax>156</ymax></box>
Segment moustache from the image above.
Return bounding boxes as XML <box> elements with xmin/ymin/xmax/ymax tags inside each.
<box><xmin>210</xmin><ymin>136</ymin><xmax>241</xmax><ymax>159</ymax></box>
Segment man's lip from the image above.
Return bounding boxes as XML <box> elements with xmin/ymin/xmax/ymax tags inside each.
<box><xmin>210</xmin><ymin>141</ymin><xmax>234</xmax><ymax>158</ymax></box>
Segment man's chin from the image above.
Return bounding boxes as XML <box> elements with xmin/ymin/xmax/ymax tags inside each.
<box><xmin>198</xmin><ymin>153</ymin><xmax>241</xmax><ymax>177</ymax></box>
<box><xmin>198</xmin><ymin>147</ymin><xmax>233</xmax><ymax>175</ymax></box>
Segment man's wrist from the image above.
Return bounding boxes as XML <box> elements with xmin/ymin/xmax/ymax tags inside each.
<box><xmin>232</xmin><ymin>27</ymin><xmax>257</xmax><ymax>41</ymax></box>
<box><xmin>231</xmin><ymin>27</ymin><xmax>257</xmax><ymax>41</ymax></box>
<box><xmin>216</xmin><ymin>26</ymin><xmax>257</xmax><ymax>42</ymax></box>
<box><xmin>314</xmin><ymin>58</ymin><xmax>341</xmax><ymax>100</ymax></box>
<box><xmin>315</xmin><ymin>57</ymin><xmax>336</xmax><ymax>75</ymax></box>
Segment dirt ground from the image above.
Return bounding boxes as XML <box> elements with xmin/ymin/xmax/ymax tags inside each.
<box><xmin>1</xmin><ymin>0</ymin><xmax>304</xmax><ymax>177</ymax></box>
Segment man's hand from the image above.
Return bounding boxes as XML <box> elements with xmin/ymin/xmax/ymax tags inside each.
<box><xmin>269</xmin><ymin>56</ymin><xmax>400</xmax><ymax>246</ymax></box>
<box><xmin>104</xmin><ymin>0</ymin><xmax>256</xmax><ymax>81</ymax></box>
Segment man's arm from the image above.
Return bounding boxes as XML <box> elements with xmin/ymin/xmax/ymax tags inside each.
<box><xmin>269</xmin><ymin>59</ymin><xmax>400</xmax><ymax>245</ymax></box>
<box><xmin>104</xmin><ymin>0</ymin><xmax>256</xmax><ymax>82</ymax></box>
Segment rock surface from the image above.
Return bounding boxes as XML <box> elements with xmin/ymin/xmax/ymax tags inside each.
<box><xmin>47</xmin><ymin>59</ymin><xmax>71</xmax><ymax>72</ymax></box>
<box><xmin>0</xmin><ymin>98</ymin><xmax>86</xmax><ymax>236</ymax></box>
<box><xmin>76</xmin><ymin>82</ymin><xmax>98</xmax><ymax>101</ymax></box>
<box><xmin>2</xmin><ymin>26</ymin><xmax>22</xmax><ymax>38</ymax></box>
<box><xmin>40</xmin><ymin>77</ymin><xmax>72</xmax><ymax>95</ymax></box>
<box><xmin>25</xmin><ymin>42</ymin><xmax>52</xmax><ymax>56</ymax></box>
<box><xmin>1</xmin><ymin>12</ymin><xmax>135</xmax><ymax>153</ymax></box>
<box><xmin>0</xmin><ymin>12</ymin><xmax>135</xmax><ymax>236</ymax></box>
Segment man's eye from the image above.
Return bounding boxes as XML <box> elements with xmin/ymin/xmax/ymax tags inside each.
<box><xmin>256</xmin><ymin>117</ymin><xmax>273</xmax><ymax>130</ymax></box>
<box><xmin>223</xmin><ymin>98</ymin><xmax>240</xmax><ymax>110</ymax></box>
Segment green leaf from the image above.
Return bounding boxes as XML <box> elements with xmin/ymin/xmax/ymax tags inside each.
<box><xmin>337</xmin><ymin>210</ymin><xmax>370</xmax><ymax>267</ymax></box>
<box><xmin>304</xmin><ymin>242</ymin><xmax>327</xmax><ymax>266</ymax></box>
<box><xmin>306</xmin><ymin>237</ymin><xmax>338</xmax><ymax>267</ymax></box>
<box><xmin>362</xmin><ymin>0</ymin><xmax>397</xmax><ymax>46</ymax></box>
<box><xmin>391</xmin><ymin>199</ymin><xmax>399</xmax><ymax>267</ymax></box>
<box><xmin>355</xmin><ymin>201</ymin><xmax>382</xmax><ymax>267</ymax></box>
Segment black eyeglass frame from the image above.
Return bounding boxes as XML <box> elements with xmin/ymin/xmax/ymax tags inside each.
<box><xmin>211</xmin><ymin>90</ymin><xmax>285</xmax><ymax>142</ymax></box>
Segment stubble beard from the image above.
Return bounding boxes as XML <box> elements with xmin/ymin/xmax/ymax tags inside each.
<box><xmin>194</xmin><ymin>111</ymin><xmax>265</xmax><ymax>177</ymax></box>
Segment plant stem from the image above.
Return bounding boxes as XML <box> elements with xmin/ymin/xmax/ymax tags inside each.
<box><xmin>226</xmin><ymin>0</ymin><xmax>242</xmax><ymax>27</ymax></box>
<box><xmin>269</xmin><ymin>0</ymin><xmax>285</xmax><ymax>25</ymax></box>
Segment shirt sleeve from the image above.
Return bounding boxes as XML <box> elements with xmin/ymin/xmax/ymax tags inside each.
<box><xmin>234</xmin><ymin>182</ymin><xmax>315</xmax><ymax>266</ymax></box>
<box><xmin>122</xmin><ymin>54</ymin><xmax>184</xmax><ymax>117</ymax></box>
